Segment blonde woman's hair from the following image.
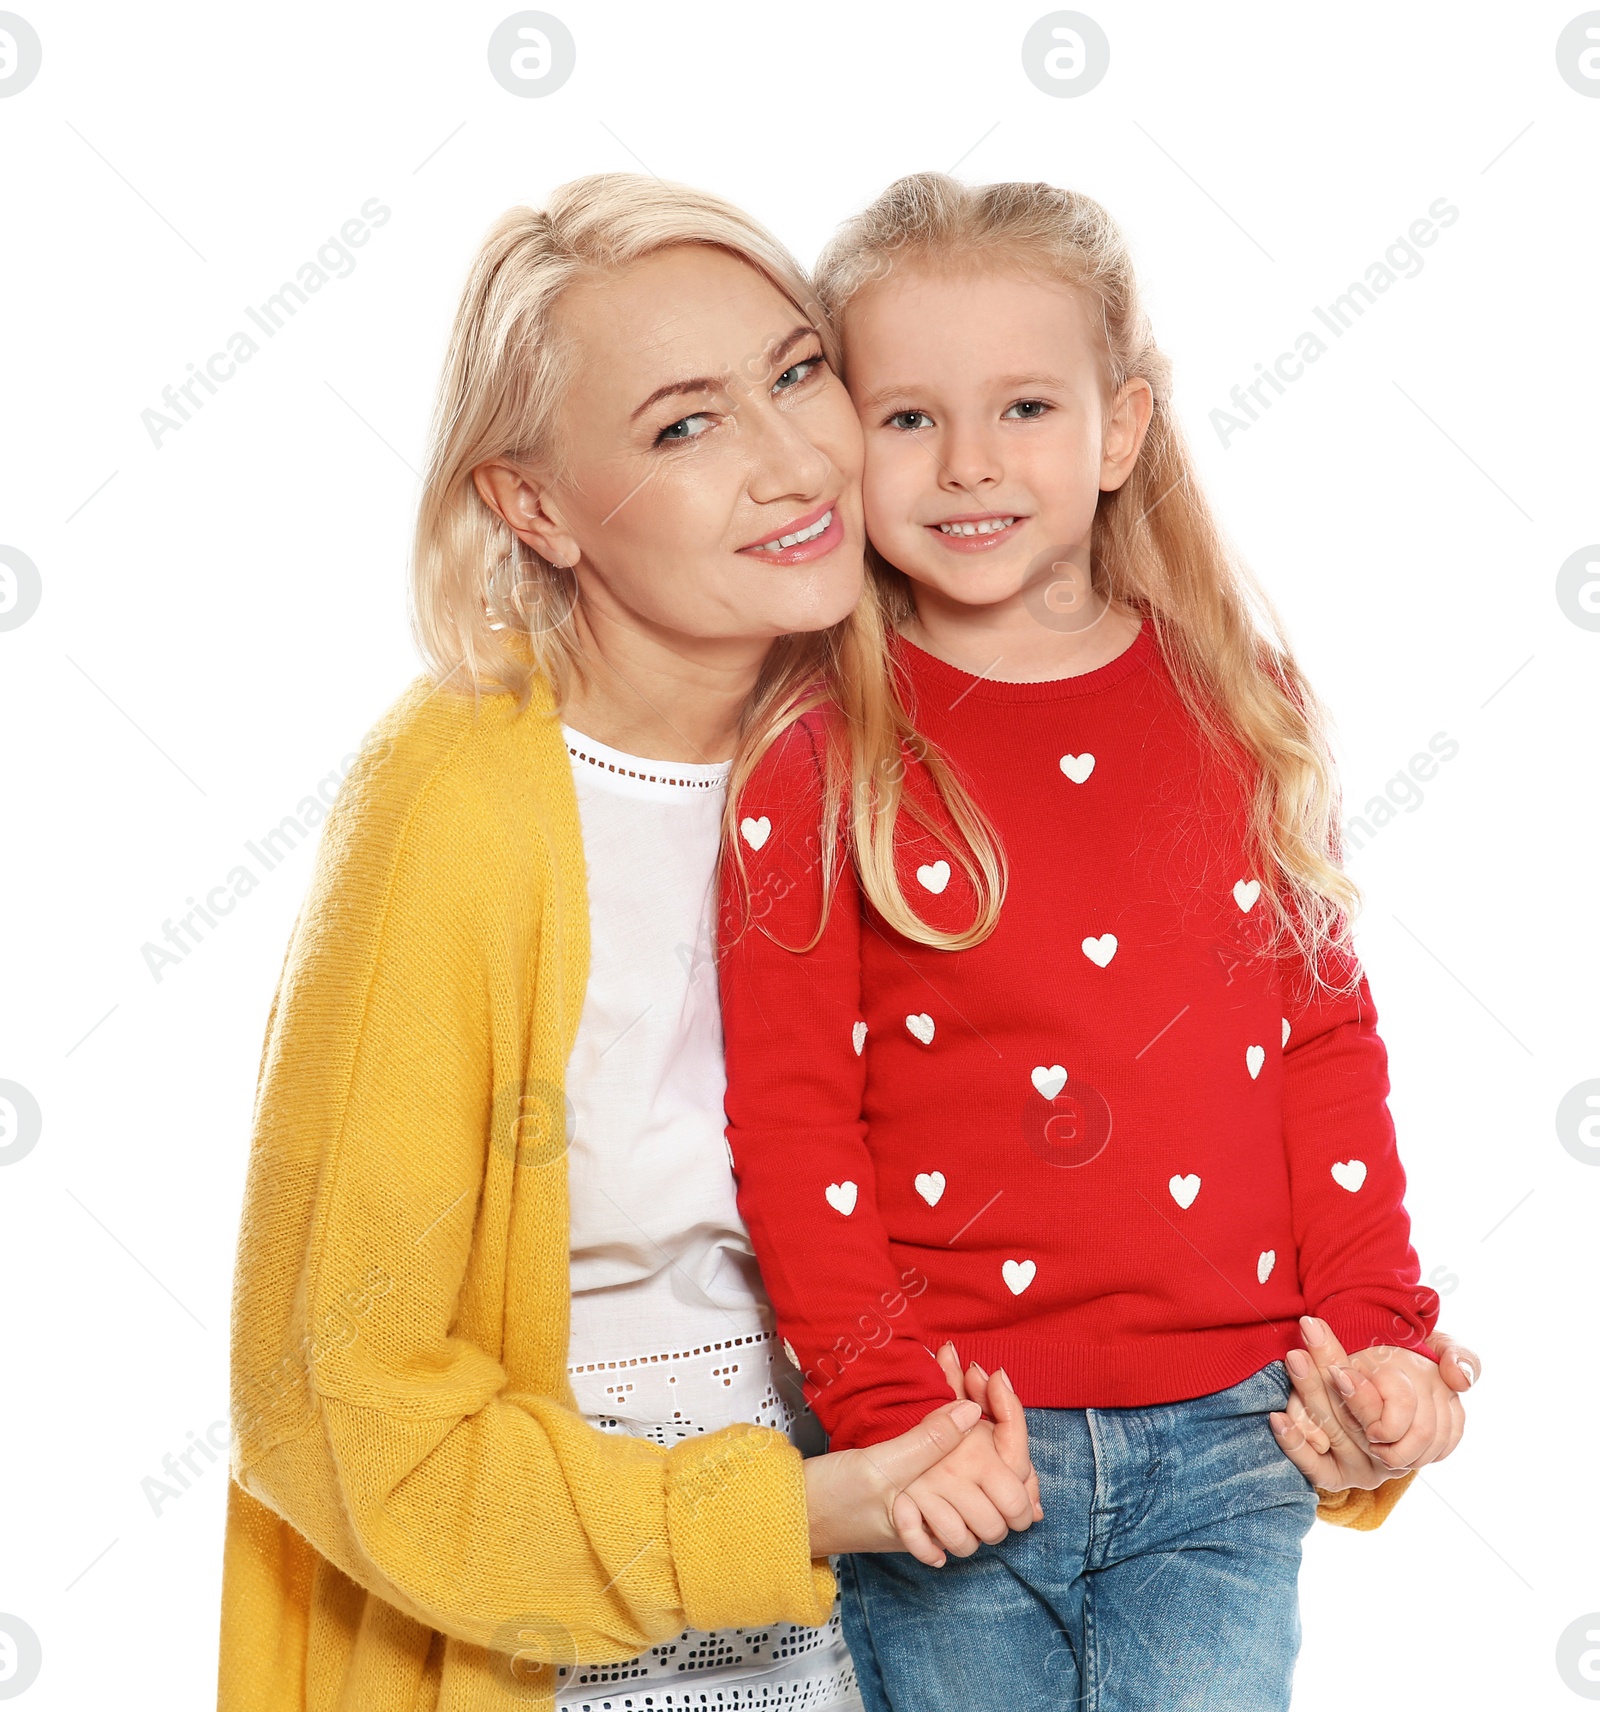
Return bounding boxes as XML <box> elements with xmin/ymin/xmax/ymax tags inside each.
<box><xmin>807</xmin><ymin>172</ymin><xmax>1362</xmax><ymax>989</ymax></box>
<box><xmin>409</xmin><ymin>171</ymin><xmax>1004</xmax><ymax>951</ymax></box>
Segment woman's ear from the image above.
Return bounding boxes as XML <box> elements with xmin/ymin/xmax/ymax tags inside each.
<box><xmin>472</xmin><ymin>458</ymin><xmax>581</xmax><ymax>569</ymax></box>
<box><xmin>1099</xmin><ymin>377</ymin><xmax>1154</xmax><ymax>494</ymax></box>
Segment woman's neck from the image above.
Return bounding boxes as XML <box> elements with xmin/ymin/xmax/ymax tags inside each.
<box><xmin>560</xmin><ymin>597</ymin><xmax>769</xmax><ymax>765</ymax></box>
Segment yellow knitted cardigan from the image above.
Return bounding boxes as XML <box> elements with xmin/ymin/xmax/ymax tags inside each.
<box><xmin>218</xmin><ymin>663</ymin><xmax>1411</xmax><ymax>1711</ymax></box>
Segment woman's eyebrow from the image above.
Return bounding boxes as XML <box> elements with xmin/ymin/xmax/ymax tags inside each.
<box><xmin>629</xmin><ymin>373</ymin><xmax>722</xmax><ymax>422</ymax></box>
<box><xmin>628</xmin><ymin>324</ymin><xmax>818</xmax><ymax>422</ymax></box>
<box><xmin>766</xmin><ymin>324</ymin><xmax>819</xmax><ymax>368</ymax></box>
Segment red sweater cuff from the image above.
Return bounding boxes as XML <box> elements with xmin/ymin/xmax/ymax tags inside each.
<box><xmin>820</xmin><ymin>1395</ymin><xmax>961</xmax><ymax>1454</ymax></box>
<box><xmin>1313</xmin><ymin>1300</ymin><xmax>1438</xmax><ymax>1363</ymax></box>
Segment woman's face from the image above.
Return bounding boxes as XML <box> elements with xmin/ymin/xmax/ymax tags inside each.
<box><xmin>491</xmin><ymin>245</ymin><xmax>866</xmax><ymax>648</ymax></box>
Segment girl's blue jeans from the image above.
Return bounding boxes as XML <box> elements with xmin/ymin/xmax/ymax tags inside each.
<box><xmin>838</xmin><ymin>1360</ymin><xmax>1319</xmax><ymax>1711</ymax></box>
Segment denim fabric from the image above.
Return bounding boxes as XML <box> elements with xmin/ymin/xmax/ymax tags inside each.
<box><xmin>839</xmin><ymin>1361</ymin><xmax>1318</xmax><ymax>1711</ymax></box>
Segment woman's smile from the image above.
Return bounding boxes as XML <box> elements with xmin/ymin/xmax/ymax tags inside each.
<box><xmin>738</xmin><ymin>498</ymin><xmax>845</xmax><ymax>564</ymax></box>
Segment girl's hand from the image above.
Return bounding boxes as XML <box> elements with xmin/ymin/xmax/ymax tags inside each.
<box><xmin>1425</xmin><ymin>1325</ymin><xmax>1481</xmax><ymax>1395</ymax></box>
<box><xmin>1337</xmin><ymin>1341</ymin><xmax>1466</xmax><ymax>1470</ymax></box>
<box><xmin>894</xmin><ymin>1417</ymin><xmax>1039</xmax><ymax>1565</ymax></box>
<box><xmin>934</xmin><ymin>1340</ymin><xmax>1044</xmax><ymax>1524</ymax></box>
<box><xmin>802</xmin><ymin>1397</ymin><xmax>987</xmax><ymax>1563</ymax></box>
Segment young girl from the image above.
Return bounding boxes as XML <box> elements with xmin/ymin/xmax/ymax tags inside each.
<box><xmin>717</xmin><ymin>174</ymin><xmax>1466</xmax><ymax>1710</ymax></box>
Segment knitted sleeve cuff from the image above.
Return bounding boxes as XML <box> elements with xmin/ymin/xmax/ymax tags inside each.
<box><xmin>1315</xmin><ymin>1468</ymin><xmax>1417</xmax><ymax>1531</ymax></box>
<box><xmin>665</xmin><ymin>1424</ymin><xmax>836</xmax><ymax>1631</ymax></box>
<box><xmin>1314</xmin><ymin>1300</ymin><xmax>1439</xmax><ymax>1362</ymax></box>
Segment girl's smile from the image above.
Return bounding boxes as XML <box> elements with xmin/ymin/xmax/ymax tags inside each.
<box><xmin>925</xmin><ymin>510</ymin><xmax>1030</xmax><ymax>553</ymax></box>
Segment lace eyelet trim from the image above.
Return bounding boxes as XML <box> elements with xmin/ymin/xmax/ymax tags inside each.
<box><xmin>565</xmin><ymin>741</ymin><xmax>728</xmax><ymax>790</ymax></box>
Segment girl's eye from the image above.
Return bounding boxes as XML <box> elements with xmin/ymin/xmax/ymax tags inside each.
<box><xmin>774</xmin><ymin>354</ymin><xmax>824</xmax><ymax>392</ymax></box>
<box><xmin>887</xmin><ymin>410</ymin><xmax>934</xmax><ymax>432</ymax></box>
<box><xmin>1003</xmin><ymin>399</ymin><xmax>1051</xmax><ymax>420</ymax></box>
<box><xmin>655</xmin><ymin>412</ymin><xmax>715</xmax><ymax>446</ymax></box>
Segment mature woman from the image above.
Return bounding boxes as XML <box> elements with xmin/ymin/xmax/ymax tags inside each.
<box><xmin>216</xmin><ymin>176</ymin><xmax>1475</xmax><ymax>1712</ymax></box>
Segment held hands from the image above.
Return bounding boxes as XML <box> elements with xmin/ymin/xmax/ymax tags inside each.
<box><xmin>800</xmin><ymin>1346</ymin><xmax>1043</xmax><ymax>1566</ymax></box>
<box><xmin>809</xmin><ymin>1317</ymin><xmax>1477</xmax><ymax>1566</ymax></box>
<box><xmin>1271</xmin><ymin>1315</ymin><xmax>1476</xmax><ymax>1488</ymax></box>
<box><xmin>888</xmin><ymin>1341</ymin><xmax>1044</xmax><ymax>1567</ymax></box>
<box><xmin>802</xmin><ymin>1395</ymin><xmax>990</xmax><ymax>1561</ymax></box>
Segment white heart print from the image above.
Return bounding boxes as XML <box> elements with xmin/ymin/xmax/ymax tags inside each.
<box><xmin>1082</xmin><ymin>933</ymin><xmax>1118</xmax><ymax>968</ymax></box>
<box><xmin>1257</xmin><ymin>1249</ymin><xmax>1276</xmax><ymax>1284</ymax></box>
<box><xmin>915</xmin><ymin>1171</ymin><xmax>946</xmax><ymax>1206</ymax></box>
<box><xmin>825</xmin><ymin>1181</ymin><xmax>858</xmax><ymax>1216</ymax></box>
<box><xmin>1168</xmin><ymin>1173</ymin><xmax>1201</xmax><ymax>1209</ymax></box>
<box><xmin>1282</xmin><ymin>1017</ymin><xmax>1291</xmax><ymax>1048</ymax></box>
<box><xmin>1246</xmin><ymin>1044</ymin><xmax>1265</xmax><ymax>1080</ymax></box>
<box><xmin>906</xmin><ymin>1012</ymin><xmax>935</xmax><ymax>1045</ymax></box>
<box><xmin>916</xmin><ymin>859</ymin><xmax>951</xmax><ymax>894</ymax></box>
<box><xmin>1059</xmin><ymin>753</ymin><xmax>1096</xmax><ymax>784</ymax></box>
<box><xmin>1233</xmin><ymin>878</ymin><xmax>1261</xmax><ymax>912</ymax></box>
<box><xmin>852</xmin><ymin>1020</ymin><xmax>868</xmax><ymax>1055</ymax></box>
<box><xmin>739</xmin><ymin>815</ymin><xmax>771</xmax><ymax>851</ymax></box>
<box><xmin>1002</xmin><ymin>1258</ymin><xmax>1037</xmax><ymax>1295</ymax></box>
<box><xmin>1031</xmin><ymin>1064</ymin><xmax>1068</xmax><ymax>1099</ymax></box>
<box><xmin>1331</xmin><ymin>1159</ymin><xmax>1367</xmax><ymax>1193</ymax></box>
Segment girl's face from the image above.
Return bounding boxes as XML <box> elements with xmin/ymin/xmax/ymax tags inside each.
<box><xmin>484</xmin><ymin>245</ymin><xmax>865</xmax><ymax>649</ymax></box>
<box><xmin>842</xmin><ymin>264</ymin><xmax>1150</xmax><ymax>617</ymax></box>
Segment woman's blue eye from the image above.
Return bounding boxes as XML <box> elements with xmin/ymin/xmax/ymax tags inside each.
<box><xmin>888</xmin><ymin>410</ymin><xmax>934</xmax><ymax>431</ymax></box>
<box><xmin>1004</xmin><ymin>399</ymin><xmax>1050</xmax><ymax>419</ymax></box>
<box><xmin>774</xmin><ymin>355</ymin><xmax>823</xmax><ymax>391</ymax></box>
<box><xmin>655</xmin><ymin>413</ymin><xmax>714</xmax><ymax>445</ymax></box>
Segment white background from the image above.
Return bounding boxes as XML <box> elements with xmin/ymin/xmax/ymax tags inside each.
<box><xmin>1</xmin><ymin>2</ymin><xmax>1596</xmax><ymax>1706</ymax></box>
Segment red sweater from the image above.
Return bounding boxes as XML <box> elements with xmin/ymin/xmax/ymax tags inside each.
<box><xmin>717</xmin><ymin>623</ymin><xmax>1439</xmax><ymax>1453</ymax></box>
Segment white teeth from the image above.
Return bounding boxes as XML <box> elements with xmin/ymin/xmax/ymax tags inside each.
<box><xmin>937</xmin><ymin>516</ymin><xmax>1017</xmax><ymax>536</ymax></box>
<box><xmin>756</xmin><ymin>509</ymin><xmax>832</xmax><ymax>553</ymax></box>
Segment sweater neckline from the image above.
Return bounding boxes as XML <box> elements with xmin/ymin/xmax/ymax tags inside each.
<box><xmin>894</xmin><ymin>615</ymin><xmax>1155</xmax><ymax>703</ymax></box>
<box><xmin>561</xmin><ymin>723</ymin><xmax>731</xmax><ymax>796</ymax></box>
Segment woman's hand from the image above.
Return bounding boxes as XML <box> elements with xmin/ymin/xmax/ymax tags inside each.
<box><xmin>803</xmin><ymin>1398</ymin><xmax>988</xmax><ymax>1562</ymax></box>
<box><xmin>1270</xmin><ymin>1318</ymin><xmax>1478</xmax><ymax>1489</ymax></box>
<box><xmin>1270</xmin><ymin>1320</ymin><xmax>1395</xmax><ymax>1491</ymax></box>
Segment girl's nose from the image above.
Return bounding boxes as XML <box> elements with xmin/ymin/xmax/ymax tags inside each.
<box><xmin>937</xmin><ymin>424</ymin><xmax>1004</xmax><ymax>492</ymax></box>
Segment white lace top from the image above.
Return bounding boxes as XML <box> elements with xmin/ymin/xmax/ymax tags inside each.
<box><xmin>556</xmin><ymin>726</ymin><xmax>859</xmax><ymax>1711</ymax></box>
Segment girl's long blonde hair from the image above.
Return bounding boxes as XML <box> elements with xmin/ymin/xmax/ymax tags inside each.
<box><xmin>409</xmin><ymin>172</ymin><xmax>1003</xmax><ymax>950</ymax></box>
<box><xmin>799</xmin><ymin>171</ymin><xmax>1362</xmax><ymax>987</ymax></box>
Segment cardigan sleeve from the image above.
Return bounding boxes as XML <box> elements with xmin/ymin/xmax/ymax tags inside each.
<box><xmin>718</xmin><ymin>716</ymin><xmax>957</xmax><ymax>1452</ymax></box>
<box><xmin>1316</xmin><ymin>1471</ymin><xmax>1416</xmax><ymax>1529</ymax></box>
<box><xmin>228</xmin><ymin>729</ymin><xmax>834</xmax><ymax>1663</ymax></box>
